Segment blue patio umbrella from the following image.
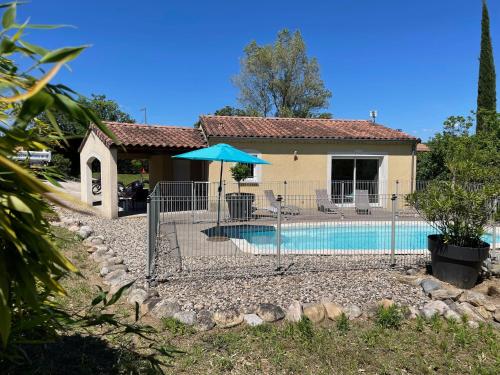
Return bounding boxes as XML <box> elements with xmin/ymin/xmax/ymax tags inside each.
<box><xmin>173</xmin><ymin>143</ymin><xmax>271</xmax><ymax>233</ymax></box>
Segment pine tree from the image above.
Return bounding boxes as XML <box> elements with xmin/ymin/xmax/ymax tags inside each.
<box><xmin>477</xmin><ymin>0</ymin><xmax>497</xmax><ymax>132</ymax></box>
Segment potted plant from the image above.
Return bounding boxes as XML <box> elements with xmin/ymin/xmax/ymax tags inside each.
<box><xmin>225</xmin><ymin>163</ymin><xmax>255</xmax><ymax>220</ymax></box>
<box><xmin>409</xmin><ymin>181</ymin><xmax>496</xmax><ymax>288</ymax></box>
<box><xmin>409</xmin><ymin>114</ymin><xmax>500</xmax><ymax>288</ymax></box>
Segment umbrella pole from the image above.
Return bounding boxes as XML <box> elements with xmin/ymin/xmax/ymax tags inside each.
<box><xmin>216</xmin><ymin>161</ymin><xmax>223</xmax><ymax>236</ymax></box>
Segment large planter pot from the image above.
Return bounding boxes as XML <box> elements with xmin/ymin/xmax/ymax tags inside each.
<box><xmin>428</xmin><ymin>234</ymin><xmax>490</xmax><ymax>289</ymax></box>
<box><xmin>225</xmin><ymin>193</ymin><xmax>255</xmax><ymax>221</ymax></box>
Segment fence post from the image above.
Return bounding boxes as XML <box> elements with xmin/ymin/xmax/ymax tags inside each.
<box><xmin>146</xmin><ymin>195</ymin><xmax>152</xmax><ymax>281</ymax></box>
<box><xmin>276</xmin><ymin>195</ymin><xmax>283</xmax><ymax>271</ymax></box>
<box><xmin>283</xmin><ymin>180</ymin><xmax>287</xmax><ymax>201</ymax></box>
<box><xmin>390</xmin><ymin>194</ymin><xmax>397</xmax><ymax>266</ymax></box>
<box><xmin>191</xmin><ymin>181</ymin><xmax>195</xmax><ymax>223</ymax></box>
<box><xmin>341</xmin><ymin>181</ymin><xmax>345</xmax><ymax>206</ymax></box>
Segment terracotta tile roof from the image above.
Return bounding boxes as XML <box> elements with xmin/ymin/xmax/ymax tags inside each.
<box><xmin>200</xmin><ymin>115</ymin><xmax>418</xmax><ymax>142</ymax></box>
<box><xmin>92</xmin><ymin>122</ymin><xmax>207</xmax><ymax>149</ymax></box>
<box><xmin>416</xmin><ymin>143</ymin><xmax>430</xmax><ymax>152</ymax></box>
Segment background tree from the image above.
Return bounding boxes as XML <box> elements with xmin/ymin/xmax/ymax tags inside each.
<box><xmin>233</xmin><ymin>29</ymin><xmax>332</xmax><ymax>118</ymax></box>
<box><xmin>37</xmin><ymin>94</ymin><xmax>134</xmax><ymax>137</ymax></box>
<box><xmin>476</xmin><ymin>0</ymin><xmax>496</xmax><ymax>131</ymax></box>
<box><xmin>417</xmin><ymin>112</ymin><xmax>500</xmax><ymax>183</ymax></box>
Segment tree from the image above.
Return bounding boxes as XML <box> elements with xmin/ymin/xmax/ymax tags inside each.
<box><xmin>417</xmin><ymin>113</ymin><xmax>500</xmax><ymax>183</ymax></box>
<box><xmin>37</xmin><ymin>94</ymin><xmax>134</xmax><ymax>136</ymax></box>
<box><xmin>214</xmin><ymin>105</ymin><xmax>257</xmax><ymax>117</ymax></box>
<box><xmin>230</xmin><ymin>163</ymin><xmax>252</xmax><ymax>193</ymax></box>
<box><xmin>477</xmin><ymin>0</ymin><xmax>496</xmax><ymax>131</ymax></box>
<box><xmin>233</xmin><ymin>29</ymin><xmax>332</xmax><ymax>118</ymax></box>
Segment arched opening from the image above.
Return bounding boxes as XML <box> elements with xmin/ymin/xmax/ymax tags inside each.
<box><xmin>88</xmin><ymin>157</ymin><xmax>102</xmax><ymax>207</ymax></box>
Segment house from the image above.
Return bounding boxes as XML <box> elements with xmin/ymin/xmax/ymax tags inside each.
<box><xmin>79</xmin><ymin>115</ymin><xmax>420</xmax><ymax>218</ymax></box>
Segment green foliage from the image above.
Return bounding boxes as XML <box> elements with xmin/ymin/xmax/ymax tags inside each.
<box><xmin>477</xmin><ymin>0</ymin><xmax>496</xmax><ymax>131</ymax></box>
<box><xmin>230</xmin><ymin>162</ymin><xmax>252</xmax><ymax>193</ymax></box>
<box><xmin>162</xmin><ymin>317</ymin><xmax>195</xmax><ymax>336</ymax></box>
<box><xmin>50</xmin><ymin>153</ymin><xmax>71</xmax><ymax>178</ymax></box>
<box><xmin>375</xmin><ymin>305</ymin><xmax>404</xmax><ymax>329</ymax></box>
<box><xmin>335</xmin><ymin>312</ymin><xmax>350</xmax><ymax>334</ymax></box>
<box><xmin>0</xmin><ymin>1</ymin><xmax>115</xmax><ymax>354</ymax></box>
<box><xmin>213</xmin><ymin>105</ymin><xmax>258</xmax><ymax>117</ymax></box>
<box><xmin>412</xmin><ymin>112</ymin><xmax>499</xmax><ymax>246</ymax></box>
<box><xmin>233</xmin><ymin>29</ymin><xmax>332</xmax><ymax>118</ymax></box>
<box><xmin>37</xmin><ymin>93</ymin><xmax>135</xmax><ymax>136</ymax></box>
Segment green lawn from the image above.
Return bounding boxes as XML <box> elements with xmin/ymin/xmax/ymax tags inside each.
<box><xmin>5</xmin><ymin>227</ymin><xmax>499</xmax><ymax>375</ymax></box>
<box><xmin>92</xmin><ymin>173</ymin><xmax>149</xmax><ymax>188</ymax></box>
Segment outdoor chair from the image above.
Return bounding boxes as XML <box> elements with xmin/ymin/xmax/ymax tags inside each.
<box><xmin>315</xmin><ymin>189</ymin><xmax>339</xmax><ymax>214</ymax></box>
<box><xmin>263</xmin><ymin>190</ymin><xmax>300</xmax><ymax>215</ymax></box>
<box><xmin>355</xmin><ymin>189</ymin><xmax>372</xmax><ymax>215</ymax></box>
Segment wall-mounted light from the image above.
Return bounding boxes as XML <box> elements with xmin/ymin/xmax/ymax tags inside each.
<box><xmin>293</xmin><ymin>150</ymin><xmax>298</xmax><ymax>161</ymax></box>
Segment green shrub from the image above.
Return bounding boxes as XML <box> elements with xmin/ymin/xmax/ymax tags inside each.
<box><xmin>162</xmin><ymin>317</ymin><xmax>194</xmax><ymax>336</ymax></box>
<box><xmin>335</xmin><ymin>312</ymin><xmax>350</xmax><ymax>334</ymax></box>
<box><xmin>375</xmin><ymin>305</ymin><xmax>404</xmax><ymax>329</ymax></box>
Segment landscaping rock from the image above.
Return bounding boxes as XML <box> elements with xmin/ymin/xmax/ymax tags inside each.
<box><xmin>68</xmin><ymin>225</ymin><xmax>80</xmax><ymax>232</ymax></box>
<box><xmin>152</xmin><ymin>299</ymin><xmax>181</xmax><ymax>319</ymax></box>
<box><xmin>467</xmin><ymin>320</ymin><xmax>480</xmax><ymax>329</ymax></box>
<box><xmin>487</xmin><ymin>285</ymin><xmax>500</xmax><ymax>297</ymax></box>
<box><xmin>405</xmin><ymin>306</ymin><xmax>420</xmax><ymax>319</ymax></box>
<box><xmin>173</xmin><ymin>311</ymin><xmax>196</xmax><ymax>326</ymax></box>
<box><xmin>378</xmin><ymin>298</ymin><xmax>395</xmax><ymax>309</ymax></box>
<box><xmin>429</xmin><ymin>289</ymin><xmax>450</xmax><ymax>300</ymax></box>
<box><xmin>323</xmin><ymin>302</ymin><xmax>343</xmax><ymax>320</ymax></box>
<box><xmin>91</xmin><ymin>249</ymin><xmax>109</xmax><ymax>263</ymax></box>
<box><xmin>303</xmin><ymin>303</ymin><xmax>325</xmax><ymax>323</ymax></box>
<box><xmin>454</xmin><ymin>302</ymin><xmax>484</xmax><ymax>322</ymax></box>
<box><xmin>493</xmin><ymin>310</ymin><xmax>500</xmax><ymax>323</ymax></box>
<box><xmin>475</xmin><ymin>306</ymin><xmax>491</xmax><ymax>320</ymax></box>
<box><xmin>103</xmin><ymin>269</ymin><xmax>127</xmax><ymax>285</ymax></box>
<box><xmin>459</xmin><ymin>290</ymin><xmax>487</xmax><ymax>307</ymax></box>
<box><xmin>343</xmin><ymin>304</ymin><xmax>362</xmax><ymax>320</ymax></box>
<box><xmin>256</xmin><ymin>303</ymin><xmax>285</xmax><ymax>322</ymax></box>
<box><xmin>78</xmin><ymin>226</ymin><xmax>93</xmax><ymax>239</ymax></box>
<box><xmin>196</xmin><ymin>310</ymin><xmax>215</xmax><ymax>331</ymax></box>
<box><xmin>213</xmin><ymin>309</ymin><xmax>244</xmax><ymax>328</ymax></box>
<box><xmin>491</xmin><ymin>263</ymin><xmax>500</xmax><ymax>277</ymax></box>
<box><xmin>83</xmin><ymin>235</ymin><xmax>104</xmax><ymax>247</ymax></box>
<box><xmin>244</xmin><ymin>313</ymin><xmax>264</xmax><ymax>326</ymax></box>
<box><xmin>100</xmin><ymin>264</ymin><xmax>128</xmax><ymax>277</ymax></box>
<box><xmin>109</xmin><ymin>278</ymin><xmax>135</xmax><ymax>295</ymax></box>
<box><xmin>405</xmin><ymin>268</ymin><xmax>418</xmax><ymax>276</ymax></box>
<box><xmin>421</xmin><ymin>300</ymin><xmax>448</xmax><ymax>317</ymax></box>
<box><xmin>102</xmin><ymin>257</ymin><xmax>124</xmax><ymax>266</ymax></box>
<box><xmin>444</xmin><ymin>309</ymin><xmax>461</xmax><ymax>321</ymax></box>
<box><xmin>127</xmin><ymin>287</ymin><xmax>148</xmax><ymax>305</ymax></box>
<box><xmin>421</xmin><ymin>279</ymin><xmax>441</xmax><ymax>294</ymax></box>
<box><xmin>285</xmin><ymin>300</ymin><xmax>303</xmax><ymax>322</ymax></box>
<box><xmin>141</xmin><ymin>297</ymin><xmax>161</xmax><ymax>315</ymax></box>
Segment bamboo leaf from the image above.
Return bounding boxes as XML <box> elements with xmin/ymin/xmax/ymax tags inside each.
<box><xmin>2</xmin><ymin>4</ymin><xmax>16</xmax><ymax>29</ymax></box>
<box><xmin>6</xmin><ymin>195</ymin><xmax>33</xmax><ymax>215</ymax></box>
<box><xmin>40</xmin><ymin>45</ymin><xmax>88</xmax><ymax>64</ymax></box>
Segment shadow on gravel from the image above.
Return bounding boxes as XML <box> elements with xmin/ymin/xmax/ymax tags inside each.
<box><xmin>3</xmin><ymin>334</ymin><xmax>158</xmax><ymax>375</ymax></box>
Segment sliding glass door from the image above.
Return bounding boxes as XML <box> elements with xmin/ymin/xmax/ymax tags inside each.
<box><xmin>331</xmin><ymin>158</ymin><xmax>380</xmax><ymax>205</ymax></box>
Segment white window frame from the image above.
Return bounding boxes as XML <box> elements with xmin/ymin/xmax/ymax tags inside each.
<box><xmin>326</xmin><ymin>151</ymin><xmax>388</xmax><ymax>208</ymax></box>
<box><xmin>233</xmin><ymin>149</ymin><xmax>262</xmax><ymax>184</ymax></box>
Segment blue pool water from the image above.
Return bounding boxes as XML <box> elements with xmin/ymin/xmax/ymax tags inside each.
<box><xmin>235</xmin><ymin>223</ymin><xmax>494</xmax><ymax>252</ymax></box>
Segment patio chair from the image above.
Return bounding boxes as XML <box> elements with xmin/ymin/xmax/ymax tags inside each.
<box><xmin>355</xmin><ymin>190</ymin><xmax>372</xmax><ymax>215</ymax></box>
<box><xmin>263</xmin><ymin>190</ymin><xmax>300</xmax><ymax>215</ymax></box>
<box><xmin>315</xmin><ymin>189</ymin><xmax>339</xmax><ymax>214</ymax></box>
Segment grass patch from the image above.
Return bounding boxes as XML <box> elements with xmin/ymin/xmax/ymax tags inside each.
<box><xmin>375</xmin><ymin>304</ymin><xmax>404</xmax><ymax>329</ymax></box>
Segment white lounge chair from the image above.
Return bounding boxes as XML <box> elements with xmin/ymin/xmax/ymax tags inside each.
<box><xmin>355</xmin><ymin>190</ymin><xmax>372</xmax><ymax>215</ymax></box>
<box><xmin>315</xmin><ymin>189</ymin><xmax>339</xmax><ymax>214</ymax></box>
<box><xmin>263</xmin><ymin>190</ymin><xmax>300</xmax><ymax>215</ymax></box>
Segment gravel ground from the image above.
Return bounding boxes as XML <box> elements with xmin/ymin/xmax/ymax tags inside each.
<box><xmin>57</xmin><ymin>208</ymin><xmax>430</xmax><ymax>312</ymax></box>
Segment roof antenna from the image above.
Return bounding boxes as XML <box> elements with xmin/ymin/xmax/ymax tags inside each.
<box><xmin>369</xmin><ymin>110</ymin><xmax>377</xmax><ymax>123</ymax></box>
<box><xmin>140</xmin><ymin>107</ymin><xmax>147</xmax><ymax>124</ymax></box>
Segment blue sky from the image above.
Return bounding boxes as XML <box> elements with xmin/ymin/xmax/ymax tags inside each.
<box><xmin>20</xmin><ymin>0</ymin><xmax>499</xmax><ymax>140</ymax></box>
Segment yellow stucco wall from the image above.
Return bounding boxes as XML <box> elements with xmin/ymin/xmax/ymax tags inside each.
<box><xmin>207</xmin><ymin>139</ymin><xmax>416</xmax><ymax>200</ymax></box>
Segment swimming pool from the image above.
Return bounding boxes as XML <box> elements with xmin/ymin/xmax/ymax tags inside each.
<box><xmin>230</xmin><ymin>222</ymin><xmax>494</xmax><ymax>255</ymax></box>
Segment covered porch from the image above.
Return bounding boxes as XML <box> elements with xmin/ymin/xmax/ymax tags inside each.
<box><xmin>79</xmin><ymin>122</ymin><xmax>207</xmax><ymax>218</ymax></box>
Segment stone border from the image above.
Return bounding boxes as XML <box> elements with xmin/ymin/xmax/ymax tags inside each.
<box><xmin>53</xmin><ymin>213</ymin><xmax>500</xmax><ymax>331</ymax></box>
